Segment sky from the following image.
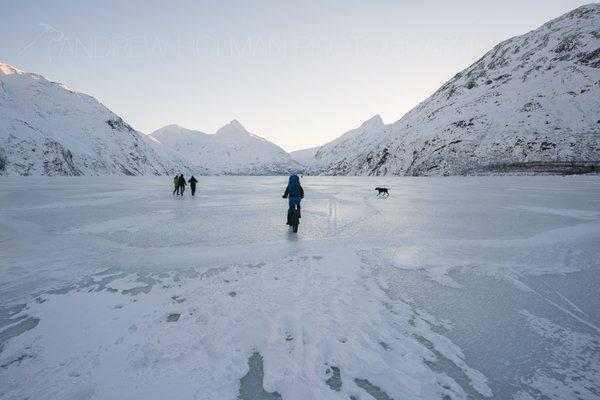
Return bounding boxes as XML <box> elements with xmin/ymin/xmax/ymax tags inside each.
<box><xmin>0</xmin><ymin>0</ymin><xmax>593</xmax><ymax>151</ymax></box>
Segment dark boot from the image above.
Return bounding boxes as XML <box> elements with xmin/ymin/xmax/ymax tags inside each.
<box><xmin>286</xmin><ymin>214</ymin><xmax>292</xmax><ymax>225</ymax></box>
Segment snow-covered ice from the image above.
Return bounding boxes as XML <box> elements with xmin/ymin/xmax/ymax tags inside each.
<box><xmin>1</xmin><ymin>176</ymin><xmax>599</xmax><ymax>399</ymax></box>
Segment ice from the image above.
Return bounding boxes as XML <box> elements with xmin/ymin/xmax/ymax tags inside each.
<box><xmin>0</xmin><ymin>175</ymin><xmax>599</xmax><ymax>399</ymax></box>
<box><xmin>239</xmin><ymin>352</ymin><xmax>283</xmax><ymax>400</ymax></box>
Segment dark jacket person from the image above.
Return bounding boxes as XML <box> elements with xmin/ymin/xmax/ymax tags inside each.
<box><xmin>188</xmin><ymin>176</ymin><xmax>198</xmax><ymax>196</ymax></box>
<box><xmin>178</xmin><ymin>174</ymin><xmax>186</xmax><ymax>195</ymax></box>
<box><xmin>282</xmin><ymin>174</ymin><xmax>304</xmax><ymax>224</ymax></box>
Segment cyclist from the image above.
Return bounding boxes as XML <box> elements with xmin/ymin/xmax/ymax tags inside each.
<box><xmin>282</xmin><ymin>174</ymin><xmax>304</xmax><ymax>225</ymax></box>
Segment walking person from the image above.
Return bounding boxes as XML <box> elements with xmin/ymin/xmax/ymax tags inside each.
<box><xmin>188</xmin><ymin>176</ymin><xmax>198</xmax><ymax>196</ymax></box>
<box><xmin>178</xmin><ymin>174</ymin><xmax>186</xmax><ymax>196</ymax></box>
<box><xmin>173</xmin><ymin>175</ymin><xmax>180</xmax><ymax>195</ymax></box>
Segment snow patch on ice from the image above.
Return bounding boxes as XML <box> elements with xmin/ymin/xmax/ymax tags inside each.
<box><xmin>0</xmin><ymin>251</ymin><xmax>490</xmax><ymax>400</ymax></box>
<box><xmin>519</xmin><ymin>310</ymin><xmax>600</xmax><ymax>400</ymax></box>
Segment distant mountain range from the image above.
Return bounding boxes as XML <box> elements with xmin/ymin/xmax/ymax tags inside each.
<box><xmin>1</xmin><ymin>4</ymin><xmax>598</xmax><ymax>176</ymax></box>
<box><xmin>0</xmin><ymin>60</ymin><xmax>300</xmax><ymax>176</ymax></box>
<box><xmin>150</xmin><ymin>121</ymin><xmax>302</xmax><ymax>176</ymax></box>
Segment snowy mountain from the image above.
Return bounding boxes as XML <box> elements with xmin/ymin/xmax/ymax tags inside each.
<box><xmin>148</xmin><ymin>124</ymin><xmax>212</xmax><ymax>175</ymax></box>
<box><xmin>289</xmin><ymin>146</ymin><xmax>320</xmax><ymax>167</ymax></box>
<box><xmin>311</xmin><ymin>115</ymin><xmax>387</xmax><ymax>173</ymax></box>
<box><xmin>0</xmin><ymin>61</ymin><xmax>298</xmax><ymax>177</ymax></box>
<box><xmin>0</xmin><ymin>62</ymin><xmax>186</xmax><ymax>176</ymax></box>
<box><xmin>150</xmin><ymin>121</ymin><xmax>303</xmax><ymax>175</ymax></box>
<box><xmin>308</xmin><ymin>4</ymin><xmax>600</xmax><ymax>176</ymax></box>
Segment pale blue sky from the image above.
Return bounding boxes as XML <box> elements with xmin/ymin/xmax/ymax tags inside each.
<box><xmin>0</xmin><ymin>0</ymin><xmax>592</xmax><ymax>150</ymax></box>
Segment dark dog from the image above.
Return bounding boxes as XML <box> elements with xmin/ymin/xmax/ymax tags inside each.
<box><xmin>375</xmin><ymin>187</ymin><xmax>390</xmax><ymax>196</ymax></box>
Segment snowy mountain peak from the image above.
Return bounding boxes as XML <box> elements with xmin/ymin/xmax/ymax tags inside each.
<box><xmin>565</xmin><ymin>3</ymin><xmax>600</xmax><ymax>19</ymax></box>
<box><xmin>150</xmin><ymin>122</ymin><xmax>303</xmax><ymax>175</ymax></box>
<box><xmin>360</xmin><ymin>114</ymin><xmax>384</xmax><ymax>129</ymax></box>
<box><xmin>151</xmin><ymin>124</ymin><xmax>208</xmax><ymax>137</ymax></box>
<box><xmin>0</xmin><ymin>61</ymin><xmax>187</xmax><ymax>176</ymax></box>
<box><xmin>0</xmin><ymin>62</ymin><xmax>23</xmax><ymax>76</ymax></box>
<box><xmin>216</xmin><ymin>119</ymin><xmax>249</xmax><ymax>136</ymax></box>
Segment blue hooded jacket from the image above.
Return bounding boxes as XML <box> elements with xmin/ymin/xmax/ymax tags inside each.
<box><xmin>283</xmin><ymin>175</ymin><xmax>304</xmax><ymax>198</ymax></box>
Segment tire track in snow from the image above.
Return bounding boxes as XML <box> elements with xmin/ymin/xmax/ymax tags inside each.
<box><xmin>335</xmin><ymin>194</ymin><xmax>383</xmax><ymax>234</ymax></box>
<box><xmin>328</xmin><ymin>196</ymin><xmax>338</xmax><ymax>237</ymax></box>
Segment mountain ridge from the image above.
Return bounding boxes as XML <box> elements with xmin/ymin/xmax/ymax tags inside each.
<box><xmin>0</xmin><ymin>61</ymin><xmax>300</xmax><ymax>176</ymax></box>
<box><xmin>0</xmin><ymin>61</ymin><xmax>188</xmax><ymax>176</ymax></box>
<box><xmin>303</xmin><ymin>3</ymin><xmax>600</xmax><ymax>176</ymax></box>
<box><xmin>2</xmin><ymin>4</ymin><xmax>599</xmax><ymax>177</ymax></box>
<box><xmin>149</xmin><ymin>121</ymin><xmax>303</xmax><ymax>175</ymax></box>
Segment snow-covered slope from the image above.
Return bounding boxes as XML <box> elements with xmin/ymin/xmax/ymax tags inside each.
<box><xmin>0</xmin><ymin>62</ymin><xmax>186</xmax><ymax>176</ymax></box>
<box><xmin>148</xmin><ymin>124</ymin><xmax>211</xmax><ymax>175</ymax></box>
<box><xmin>311</xmin><ymin>115</ymin><xmax>387</xmax><ymax>173</ymax></box>
<box><xmin>310</xmin><ymin>4</ymin><xmax>600</xmax><ymax>176</ymax></box>
<box><xmin>150</xmin><ymin>121</ymin><xmax>303</xmax><ymax>175</ymax></box>
<box><xmin>289</xmin><ymin>146</ymin><xmax>320</xmax><ymax>167</ymax></box>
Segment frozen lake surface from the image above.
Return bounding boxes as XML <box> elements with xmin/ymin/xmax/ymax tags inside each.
<box><xmin>1</xmin><ymin>176</ymin><xmax>599</xmax><ymax>400</ymax></box>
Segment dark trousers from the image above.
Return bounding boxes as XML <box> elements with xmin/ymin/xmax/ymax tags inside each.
<box><xmin>288</xmin><ymin>196</ymin><xmax>301</xmax><ymax>215</ymax></box>
<box><xmin>173</xmin><ymin>186</ymin><xmax>179</xmax><ymax>195</ymax></box>
<box><xmin>190</xmin><ymin>184</ymin><xmax>196</xmax><ymax>196</ymax></box>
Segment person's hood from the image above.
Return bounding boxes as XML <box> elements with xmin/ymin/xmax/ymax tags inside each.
<box><xmin>289</xmin><ymin>175</ymin><xmax>300</xmax><ymax>185</ymax></box>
